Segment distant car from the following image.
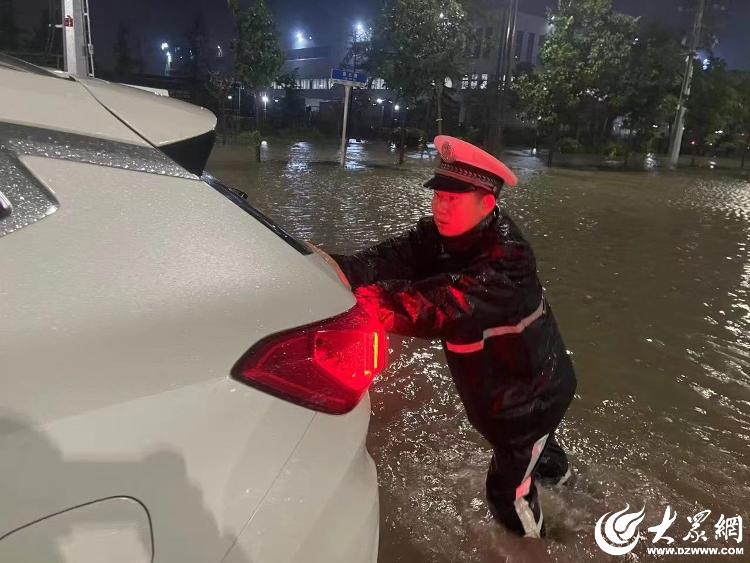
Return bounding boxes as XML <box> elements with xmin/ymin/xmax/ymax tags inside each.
<box><xmin>0</xmin><ymin>54</ymin><xmax>384</xmax><ymax>563</ymax></box>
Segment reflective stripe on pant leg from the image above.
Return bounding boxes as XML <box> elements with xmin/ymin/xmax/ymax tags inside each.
<box><xmin>514</xmin><ymin>491</ymin><xmax>544</xmax><ymax>538</ymax></box>
<box><xmin>513</xmin><ymin>433</ymin><xmax>548</xmax><ymax>538</ymax></box>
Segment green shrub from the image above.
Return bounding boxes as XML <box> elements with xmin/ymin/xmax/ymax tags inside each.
<box><xmin>557</xmin><ymin>137</ymin><xmax>583</xmax><ymax>154</ymax></box>
<box><xmin>237</xmin><ymin>130</ymin><xmax>262</xmax><ymax>147</ymax></box>
<box><xmin>600</xmin><ymin>140</ymin><xmax>629</xmax><ymax>158</ymax></box>
<box><xmin>390</xmin><ymin>127</ymin><xmax>427</xmax><ymax>148</ymax></box>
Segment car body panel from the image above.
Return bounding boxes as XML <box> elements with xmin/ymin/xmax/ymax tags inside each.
<box><xmin>0</xmin><ymin>67</ymin><xmax>147</xmax><ymax>146</ymax></box>
<box><xmin>225</xmin><ymin>395</ymin><xmax>379</xmax><ymax>563</ymax></box>
<box><xmin>0</xmin><ymin>378</ymin><xmax>315</xmax><ymax>562</ymax></box>
<box><xmin>77</xmin><ymin>78</ymin><xmax>217</xmax><ymax>146</ymax></box>
<box><xmin>0</xmin><ymin>497</ymin><xmax>153</xmax><ymax>563</ymax></box>
<box><xmin>0</xmin><ymin>61</ymin><xmax>379</xmax><ymax>563</ymax></box>
<box><xmin>1</xmin><ymin>155</ymin><xmax>355</xmax><ymax>424</ymax></box>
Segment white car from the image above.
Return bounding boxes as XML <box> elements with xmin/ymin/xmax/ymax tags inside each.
<box><xmin>0</xmin><ymin>54</ymin><xmax>383</xmax><ymax>563</ymax></box>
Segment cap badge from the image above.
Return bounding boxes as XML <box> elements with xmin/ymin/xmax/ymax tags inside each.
<box><xmin>439</xmin><ymin>141</ymin><xmax>455</xmax><ymax>163</ymax></box>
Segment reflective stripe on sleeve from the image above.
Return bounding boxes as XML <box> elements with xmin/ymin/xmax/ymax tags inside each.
<box><xmin>444</xmin><ymin>340</ymin><xmax>485</xmax><ymax>353</ymax></box>
<box><xmin>445</xmin><ymin>298</ymin><xmax>545</xmax><ymax>354</ymax></box>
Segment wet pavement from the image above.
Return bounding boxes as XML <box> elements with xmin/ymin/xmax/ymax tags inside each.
<box><xmin>207</xmin><ymin>140</ymin><xmax>750</xmax><ymax>562</ymax></box>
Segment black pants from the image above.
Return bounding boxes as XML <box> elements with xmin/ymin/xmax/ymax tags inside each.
<box><xmin>485</xmin><ymin>431</ymin><xmax>569</xmax><ymax>537</ymax></box>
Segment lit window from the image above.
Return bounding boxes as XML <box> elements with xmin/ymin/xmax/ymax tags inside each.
<box><xmin>480</xmin><ymin>74</ymin><xmax>488</xmax><ymax>89</ymax></box>
<box><xmin>461</xmin><ymin>75</ymin><xmax>469</xmax><ymax>89</ymax></box>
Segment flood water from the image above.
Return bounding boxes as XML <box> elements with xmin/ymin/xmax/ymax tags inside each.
<box><xmin>207</xmin><ymin>140</ymin><xmax>750</xmax><ymax>562</ymax></box>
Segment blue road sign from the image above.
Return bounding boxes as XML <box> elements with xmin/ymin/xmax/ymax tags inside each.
<box><xmin>331</xmin><ymin>68</ymin><xmax>368</xmax><ymax>86</ymax></box>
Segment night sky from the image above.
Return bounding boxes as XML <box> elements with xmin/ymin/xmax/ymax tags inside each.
<box><xmin>10</xmin><ymin>0</ymin><xmax>750</xmax><ymax>73</ymax></box>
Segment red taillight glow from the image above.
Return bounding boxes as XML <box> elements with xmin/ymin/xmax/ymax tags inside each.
<box><xmin>232</xmin><ymin>305</ymin><xmax>388</xmax><ymax>415</ymax></box>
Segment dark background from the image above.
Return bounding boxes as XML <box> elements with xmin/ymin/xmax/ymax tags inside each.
<box><xmin>8</xmin><ymin>0</ymin><xmax>750</xmax><ymax>74</ymax></box>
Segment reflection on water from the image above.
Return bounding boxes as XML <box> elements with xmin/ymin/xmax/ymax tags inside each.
<box><xmin>207</xmin><ymin>141</ymin><xmax>750</xmax><ymax>562</ymax></box>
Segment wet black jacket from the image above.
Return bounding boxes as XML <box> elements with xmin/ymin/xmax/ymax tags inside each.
<box><xmin>331</xmin><ymin>207</ymin><xmax>576</xmax><ymax>446</ymax></box>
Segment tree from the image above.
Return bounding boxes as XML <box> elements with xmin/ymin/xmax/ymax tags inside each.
<box><xmin>514</xmin><ymin>0</ymin><xmax>638</xmax><ymax>162</ymax></box>
<box><xmin>0</xmin><ymin>0</ymin><xmax>20</xmax><ymax>51</ymax></box>
<box><xmin>372</xmin><ymin>0</ymin><xmax>470</xmax><ymax>155</ymax></box>
<box><xmin>228</xmin><ymin>0</ymin><xmax>284</xmax><ymax>123</ymax></box>
<box><xmin>114</xmin><ymin>24</ymin><xmax>135</xmax><ymax>80</ymax></box>
<box><xmin>684</xmin><ymin>57</ymin><xmax>736</xmax><ymax>154</ymax></box>
<box><xmin>275</xmin><ymin>71</ymin><xmax>304</xmax><ymax>127</ymax></box>
<box><xmin>727</xmin><ymin>72</ymin><xmax>750</xmax><ymax>166</ymax></box>
<box><xmin>184</xmin><ymin>11</ymin><xmax>210</xmax><ymax>84</ymax></box>
<box><xmin>31</xmin><ymin>8</ymin><xmax>52</xmax><ymax>53</ymax></box>
<box><xmin>207</xmin><ymin>72</ymin><xmax>233</xmax><ymax>144</ymax></box>
<box><xmin>614</xmin><ymin>25</ymin><xmax>684</xmax><ymax>154</ymax></box>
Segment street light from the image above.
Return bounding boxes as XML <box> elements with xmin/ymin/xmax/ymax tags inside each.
<box><xmin>161</xmin><ymin>42</ymin><xmax>169</xmax><ymax>51</ymax></box>
<box><xmin>375</xmin><ymin>98</ymin><xmax>385</xmax><ymax>124</ymax></box>
<box><xmin>262</xmin><ymin>94</ymin><xmax>269</xmax><ymax>120</ymax></box>
<box><xmin>394</xmin><ymin>104</ymin><xmax>400</xmax><ymax>111</ymax></box>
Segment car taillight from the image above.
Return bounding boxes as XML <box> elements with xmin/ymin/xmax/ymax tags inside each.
<box><xmin>231</xmin><ymin>305</ymin><xmax>388</xmax><ymax>415</ymax></box>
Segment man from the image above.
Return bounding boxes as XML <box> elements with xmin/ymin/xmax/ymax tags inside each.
<box><xmin>329</xmin><ymin>136</ymin><xmax>577</xmax><ymax>538</ymax></box>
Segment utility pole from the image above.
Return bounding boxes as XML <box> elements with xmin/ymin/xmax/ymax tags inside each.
<box><xmin>668</xmin><ymin>0</ymin><xmax>705</xmax><ymax>167</ymax></box>
<box><xmin>340</xmin><ymin>84</ymin><xmax>352</xmax><ymax>167</ymax></box>
<box><xmin>486</xmin><ymin>0</ymin><xmax>518</xmax><ymax>153</ymax></box>
<box><xmin>498</xmin><ymin>0</ymin><xmax>519</xmax><ymax>128</ymax></box>
<box><xmin>61</xmin><ymin>0</ymin><xmax>95</xmax><ymax>77</ymax></box>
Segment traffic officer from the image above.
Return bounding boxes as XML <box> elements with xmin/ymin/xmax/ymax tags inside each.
<box><xmin>329</xmin><ymin>136</ymin><xmax>577</xmax><ymax>538</ymax></box>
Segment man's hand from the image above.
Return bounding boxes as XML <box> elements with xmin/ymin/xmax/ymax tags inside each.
<box><xmin>305</xmin><ymin>242</ymin><xmax>351</xmax><ymax>289</ymax></box>
<box><xmin>354</xmin><ymin>285</ymin><xmax>394</xmax><ymax>331</ymax></box>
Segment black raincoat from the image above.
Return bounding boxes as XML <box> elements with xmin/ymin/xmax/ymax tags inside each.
<box><xmin>331</xmin><ymin>206</ymin><xmax>577</xmax><ymax>536</ymax></box>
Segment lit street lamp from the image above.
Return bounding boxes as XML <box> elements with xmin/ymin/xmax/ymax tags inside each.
<box><xmin>294</xmin><ymin>31</ymin><xmax>309</xmax><ymax>47</ymax></box>
<box><xmin>161</xmin><ymin>42</ymin><xmax>172</xmax><ymax>76</ymax></box>
<box><xmin>262</xmin><ymin>94</ymin><xmax>269</xmax><ymax>120</ymax></box>
<box><xmin>376</xmin><ymin>98</ymin><xmax>384</xmax><ymax>124</ymax></box>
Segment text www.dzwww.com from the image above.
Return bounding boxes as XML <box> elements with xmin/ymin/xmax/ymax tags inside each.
<box><xmin>646</xmin><ymin>547</ymin><xmax>744</xmax><ymax>556</ymax></box>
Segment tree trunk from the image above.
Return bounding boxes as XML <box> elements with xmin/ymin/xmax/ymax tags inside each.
<box><xmin>624</xmin><ymin>128</ymin><xmax>634</xmax><ymax>168</ymax></box>
<box><xmin>547</xmin><ymin>125</ymin><xmax>558</xmax><ymax>167</ymax></box>
<box><xmin>222</xmin><ymin>109</ymin><xmax>228</xmax><ymax>145</ymax></box>
<box><xmin>399</xmin><ymin>109</ymin><xmax>407</xmax><ymax>165</ymax></box>
<box><xmin>424</xmin><ymin>95</ymin><xmax>432</xmax><ymax>135</ymax></box>
<box><xmin>435</xmin><ymin>83</ymin><xmax>444</xmax><ymax>136</ymax></box>
<box><xmin>252</xmin><ymin>92</ymin><xmax>260</xmax><ymax>131</ymax></box>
